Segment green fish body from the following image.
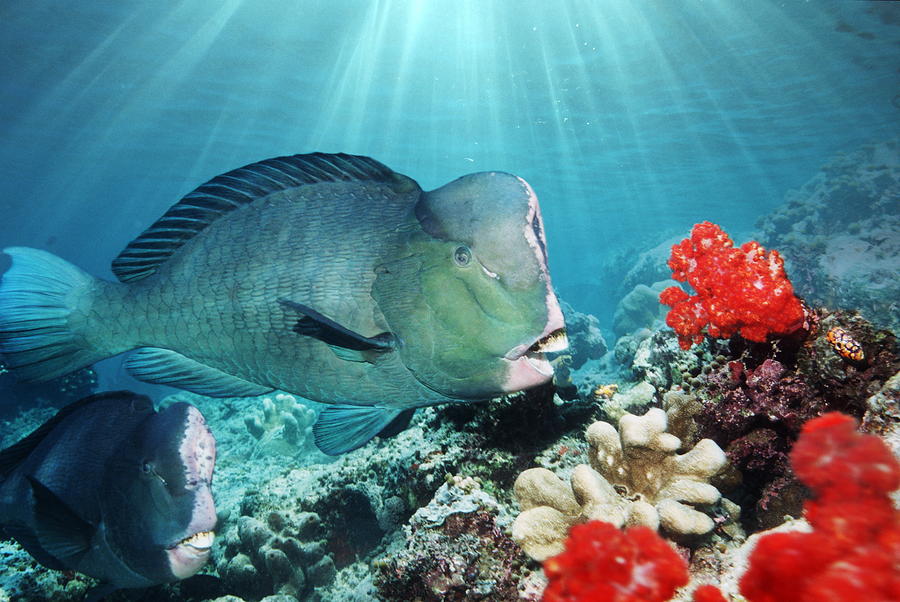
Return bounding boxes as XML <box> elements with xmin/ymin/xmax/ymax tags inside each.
<box><xmin>0</xmin><ymin>154</ymin><xmax>567</xmax><ymax>453</ymax></box>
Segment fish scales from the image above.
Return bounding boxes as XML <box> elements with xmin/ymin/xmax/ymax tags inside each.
<box><xmin>100</xmin><ymin>180</ymin><xmax>422</xmax><ymax>404</ymax></box>
<box><xmin>0</xmin><ymin>153</ymin><xmax>568</xmax><ymax>454</ymax></box>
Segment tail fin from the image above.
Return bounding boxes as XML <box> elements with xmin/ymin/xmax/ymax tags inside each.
<box><xmin>0</xmin><ymin>247</ymin><xmax>108</xmax><ymax>381</ymax></box>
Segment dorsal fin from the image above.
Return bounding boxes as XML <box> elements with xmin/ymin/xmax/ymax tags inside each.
<box><xmin>0</xmin><ymin>391</ymin><xmax>153</xmax><ymax>479</ymax></box>
<box><xmin>111</xmin><ymin>153</ymin><xmax>399</xmax><ymax>282</ymax></box>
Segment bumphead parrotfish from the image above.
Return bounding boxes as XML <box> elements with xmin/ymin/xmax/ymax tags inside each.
<box><xmin>0</xmin><ymin>391</ymin><xmax>216</xmax><ymax>597</ymax></box>
<box><xmin>0</xmin><ymin>153</ymin><xmax>567</xmax><ymax>454</ymax></box>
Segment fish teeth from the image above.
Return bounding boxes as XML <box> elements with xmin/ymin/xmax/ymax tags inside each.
<box><xmin>181</xmin><ymin>530</ymin><xmax>215</xmax><ymax>549</ymax></box>
<box><xmin>531</xmin><ymin>329</ymin><xmax>569</xmax><ymax>353</ymax></box>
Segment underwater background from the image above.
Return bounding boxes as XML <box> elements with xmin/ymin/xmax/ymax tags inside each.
<box><xmin>0</xmin><ymin>1</ymin><xmax>898</xmax><ymax>601</ymax></box>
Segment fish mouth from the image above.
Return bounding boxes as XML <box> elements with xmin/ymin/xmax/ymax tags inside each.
<box><xmin>528</xmin><ymin>328</ymin><xmax>569</xmax><ymax>354</ymax></box>
<box><xmin>506</xmin><ymin>328</ymin><xmax>569</xmax><ymax>360</ymax></box>
<box><xmin>167</xmin><ymin>530</ymin><xmax>215</xmax><ymax>579</ymax></box>
<box><xmin>172</xmin><ymin>530</ymin><xmax>215</xmax><ymax>554</ymax></box>
<box><xmin>503</xmin><ymin>328</ymin><xmax>569</xmax><ymax>386</ymax></box>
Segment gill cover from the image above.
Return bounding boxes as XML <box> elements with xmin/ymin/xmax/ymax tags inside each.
<box><xmin>373</xmin><ymin>172</ymin><xmax>560</xmax><ymax>399</ymax></box>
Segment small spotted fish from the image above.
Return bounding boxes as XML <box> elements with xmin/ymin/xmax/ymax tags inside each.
<box><xmin>826</xmin><ymin>327</ymin><xmax>865</xmax><ymax>363</ymax></box>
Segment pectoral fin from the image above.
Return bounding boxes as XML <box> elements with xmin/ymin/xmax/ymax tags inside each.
<box><xmin>313</xmin><ymin>405</ymin><xmax>414</xmax><ymax>455</ymax></box>
<box><xmin>26</xmin><ymin>475</ymin><xmax>94</xmax><ymax>567</ymax></box>
<box><xmin>278</xmin><ymin>299</ymin><xmax>395</xmax><ymax>363</ymax></box>
<box><xmin>1</xmin><ymin>523</ymin><xmax>69</xmax><ymax>571</ymax></box>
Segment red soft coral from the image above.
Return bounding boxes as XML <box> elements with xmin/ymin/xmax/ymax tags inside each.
<box><xmin>543</xmin><ymin>521</ymin><xmax>689</xmax><ymax>602</ymax></box>
<box><xmin>659</xmin><ymin>221</ymin><xmax>806</xmax><ymax>349</ymax></box>
<box><xmin>791</xmin><ymin>411</ymin><xmax>900</xmax><ymax>502</ymax></box>
<box><xmin>739</xmin><ymin>412</ymin><xmax>900</xmax><ymax>602</ymax></box>
<box><xmin>692</xmin><ymin>584</ymin><xmax>728</xmax><ymax>602</ymax></box>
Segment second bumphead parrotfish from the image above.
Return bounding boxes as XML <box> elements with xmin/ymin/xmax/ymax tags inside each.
<box><xmin>0</xmin><ymin>153</ymin><xmax>567</xmax><ymax>454</ymax></box>
<box><xmin>0</xmin><ymin>391</ymin><xmax>217</xmax><ymax>599</ymax></box>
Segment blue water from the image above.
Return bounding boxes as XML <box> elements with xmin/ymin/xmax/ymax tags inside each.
<box><xmin>1</xmin><ymin>2</ymin><xmax>896</xmax><ymax>298</ymax></box>
<box><xmin>0</xmin><ymin>2</ymin><xmax>896</xmax><ymax>366</ymax></box>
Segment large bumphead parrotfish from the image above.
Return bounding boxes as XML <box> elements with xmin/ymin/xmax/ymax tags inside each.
<box><xmin>0</xmin><ymin>153</ymin><xmax>567</xmax><ymax>454</ymax></box>
<box><xmin>0</xmin><ymin>391</ymin><xmax>217</xmax><ymax>597</ymax></box>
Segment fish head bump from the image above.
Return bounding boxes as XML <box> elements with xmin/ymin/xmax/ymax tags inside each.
<box><xmin>101</xmin><ymin>402</ymin><xmax>217</xmax><ymax>583</ymax></box>
<box><xmin>375</xmin><ymin>171</ymin><xmax>567</xmax><ymax>399</ymax></box>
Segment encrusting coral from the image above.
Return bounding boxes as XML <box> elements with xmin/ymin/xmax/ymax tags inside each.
<box><xmin>512</xmin><ymin>408</ymin><xmax>727</xmax><ymax>560</ymax></box>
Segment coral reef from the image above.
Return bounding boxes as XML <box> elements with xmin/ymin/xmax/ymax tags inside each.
<box><xmin>374</xmin><ymin>480</ymin><xmax>530</xmax><ymax>601</ymax></box>
<box><xmin>612</xmin><ymin>280</ymin><xmax>678</xmax><ymax>338</ymax></box>
<box><xmin>612</xmin><ymin>327</ymin><xmax>653</xmax><ymax>369</ymax></box>
<box><xmin>441</xmin><ymin>382</ymin><xmax>592</xmax><ymax>454</ymax></box>
<box><xmin>610</xmin><ymin>237</ymin><xmax>682</xmax><ymax>305</ymax></box>
<box><xmin>243</xmin><ymin>393</ymin><xmax>317</xmax><ymax>459</ymax></box>
<box><xmin>542</xmin><ymin>521</ymin><xmax>689</xmax><ymax>602</ymax></box>
<box><xmin>698</xmin><ymin>412</ymin><xmax>900</xmax><ymax>602</ymax></box>
<box><xmin>0</xmin><ymin>146</ymin><xmax>896</xmax><ymax>602</ymax></box>
<box><xmin>660</xmin><ymin>222</ymin><xmax>807</xmax><ymax>349</ymax></box>
<box><xmin>739</xmin><ymin>413</ymin><xmax>900</xmax><ymax>601</ymax></box>
<box><xmin>681</xmin><ymin>308</ymin><xmax>899</xmax><ymax>530</ymax></box>
<box><xmin>629</xmin><ymin>329</ymin><xmax>722</xmax><ymax>393</ymax></box>
<box><xmin>559</xmin><ymin>299</ymin><xmax>607</xmax><ymax>370</ymax></box>
<box><xmin>584</xmin><ymin>409</ymin><xmax>728</xmax><ymax>538</ymax></box>
<box><xmin>511</xmin><ymin>408</ymin><xmax>728</xmax><ymax>560</ymax></box>
<box><xmin>598</xmin><ymin>380</ymin><xmax>656</xmax><ymax>422</ymax></box>
<box><xmin>526</xmin><ymin>413</ymin><xmax>899</xmax><ymax>602</ymax></box>
<box><xmin>861</xmin><ymin>370</ymin><xmax>900</xmax><ymax>456</ymax></box>
<box><xmin>218</xmin><ymin>510</ymin><xmax>336</xmax><ymax>600</ymax></box>
<box><xmin>755</xmin><ymin>139</ymin><xmax>900</xmax><ymax>333</ymax></box>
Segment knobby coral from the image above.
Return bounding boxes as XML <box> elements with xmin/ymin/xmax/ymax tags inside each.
<box><xmin>244</xmin><ymin>393</ymin><xmax>316</xmax><ymax>458</ymax></box>
<box><xmin>542</xmin><ymin>520</ymin><xmax>689</xmax><ymax>602</ymax></box>
<box><xmin>512</xmin><ymin>408</ymin><xmax>727</xmax><ymax>560</ymax></box>
<box><xmin>659</xmin><ymin>221</ymin><xmax>806</xmax><ymax>349</ymax></box>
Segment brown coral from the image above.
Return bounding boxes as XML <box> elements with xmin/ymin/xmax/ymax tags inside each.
<box><xmin>512</xmin><ymin>408</ymin><xmax>727</xmax><ymax>560</ymax></box>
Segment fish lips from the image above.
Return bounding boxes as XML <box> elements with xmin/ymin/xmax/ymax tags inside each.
<box><xmin>167</xmin><ymin>528</ymin><xmax>216</xmax><ymax>579</ymax></box>
<box><xmin>502</xmin><ymin>325</ymin><xmax>568</xmax><ymax>391</ymax></box>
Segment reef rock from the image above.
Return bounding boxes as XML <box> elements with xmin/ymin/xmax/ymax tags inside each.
<box><xmin>374</xmin><ymin>480</ymin><xmax>531</xmax><ymax>601</ymax></box>
<box><xmin>559</xmin><ymin>299</ymin><xmax>607</xmax><ymax>370</ymax></box>
<box><xmin>755</xmin><ymin>139</ymin><xmax>899</xmax><ymax>333</ymax></box>
<box><xmin>612</xmin><ymin>280</ymin><xmax>678</xmax><ymax>338</ymax></box>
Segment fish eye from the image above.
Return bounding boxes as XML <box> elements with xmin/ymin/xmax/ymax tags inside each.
<box><xmin>453</xmin><ymin>246</ymin><xmax>472</xmax><ymax>267</ymax></box>
<box><xmin>141</xmin><ymin>460</ymin><xmax>168</xmax><ymax>485</ymax></box>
